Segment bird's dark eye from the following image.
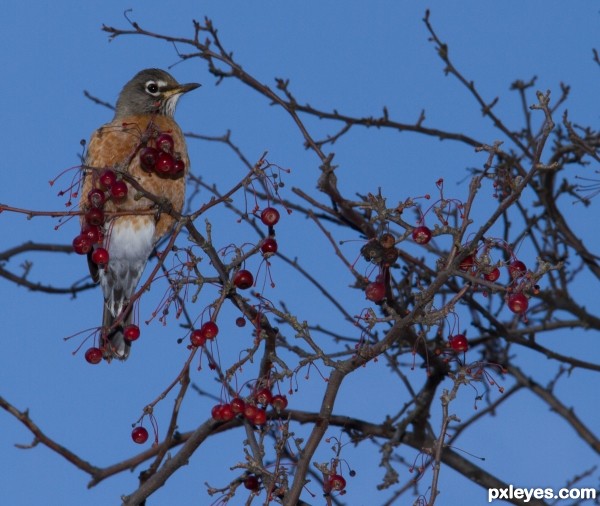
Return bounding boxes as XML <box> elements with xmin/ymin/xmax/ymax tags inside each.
<box><xmin>145</xmin><ymin>81</ymin><xmax>159</xmax><ymax>95</ymax></box>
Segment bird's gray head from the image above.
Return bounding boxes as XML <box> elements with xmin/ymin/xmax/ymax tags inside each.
<box><xmin>114</xmin><ymin>68</ymin><xmax>200</xmax><ymax>119</ymax></box>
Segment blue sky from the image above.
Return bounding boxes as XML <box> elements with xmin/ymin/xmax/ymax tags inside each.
<box><xmin>1</xmin><ymin>2</ymin><xmax>599</xmax><ymax>505</ymax></box>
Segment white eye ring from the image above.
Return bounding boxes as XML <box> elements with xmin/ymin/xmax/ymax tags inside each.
<box><xmin>145</xmin><ymin>81</ymin><xmax>160</xmax><ymax>95</ymax></box>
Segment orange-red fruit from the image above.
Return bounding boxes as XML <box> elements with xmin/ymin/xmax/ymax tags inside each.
<box><xmin>252</xmin><ymin>408</ymin><xmax>267</xmax><ymax>425</ymax></box>
<box><xmin>155</xmin><ymin>151</ymin><xmax>175</xmax><ymax>174</ymax></box>
<box><xmin>255</xmin><ymin>388</ymin><xmax>273</xmax><ymax>406</ymax></box>
<box><xmin>365</xmin><ymin>281</ymin><xmax>385</xmax><ymax>302</ymax></box>
<box><xmin>219</xmin><ymin>403</ymin><xmax>235</xmax><ymax>422</ymax></box>
<box><xmin>244</xmin><ymin>475</ymin><xmax>260</xmax><ymax>491</ymax></box>
<box><xmin>243</xmin><ymin>404</ymin><xmax>259</xmax><ymax>421</ymax></box>
<box><xmin>211</xmin><ymin>404</ymin><xmax>224</xmax><ymax>420</ymax></box>
<box><xmin>131</xmin><ymin>426</ymin><xmax>149</xmax><ymax>444</ymax></box>
<box><xmin>449</xmin><ymin>334</ymin><xmax>469</xmax><ymax>352</ymax></box>
<box><xmin>484</xmin><ymin>267</ymin><xmax>500</xmax><ymax>282</ymax></box>
<box><xmin>85</xmin><ymin>207</ymin><xmax>105</xmax><ymax>226</ymax></box>
<box><xmin>139</xmin><ymin>146</ymin><xmax>159</xmax><ymax>172</ymax></box>
<box><xmin>99</xmin><ymin>169</ymin><xmax>117</xmax><ymax>189</ymax></box>
<box><xmin>212</xmin><ymin>403</ymin><xmax>235</xmax><ymax>421</ymax></box>
<box><xmin>459</xmin><ymin>254</ymin><xmax>475</xmax><ymax>271</ymax></box>
<box><xmin>171</xmin><ymin>158</ymin><xmax>185</xmax><ymax>176</ymax></box>
<box><xmin>123</xmin><ymin>324</ymin><xmax>140</xmax><ymax>342</ymax></box>
<box><xmin>271</xmin><ymin>394</ymin><xmax>288</xmax><ymax>411</ymax></box>
<box><xmin>200</xmin><ymin>321</ymin><xmax>219</xmax><ymax>340</ymax></box>
<box><xmin>230</xmin><ymin>397</ymin><xmax>246</xmax><ymax>415</ymax></box>
<box><xmin>190</xmin><ymin>329</ymin><xmax>206</xmax><ymax>347</ymax></box>
<box><xmin>261</xmin><ymin>237</ymin><xmax>278</xmax><ymax>256</ymax></box>
<box><xmin>412</xmin><ymin>225</ymin><xmax>432</xmax><ymax>245</ymax></box>
<box><xmin>91</xmin><ymin>247</ymin><xmax>109</xmax><ymax>266</ymax></box>
<box><xmin>507</xmin><ymin>293</ymin><xmax>528</xmax><ymax>314</ymax></box>
<box><xmin>260</xmin><ymin>207</ymin><xmax>280</xmax><ymax>227</ymax></box>
<box><xmin>328</xmin><ymin>474</ymin><xmax>347</xmax><ymax>492</ymax></box>
<box><xmin>233</xmin><ymin>269</ymin><xmax>254</xmax><ymax>289</ymax></box>
<box><xmin>155</xmin><ymin>133</ymin><xmax>174</xmax><ymax>153</ymax></box>
<box><xmin>110</xmin><ymin>180</ymin><xmax>128</xmax><ymax>201</ymax></box>
<box><xmin>508</xmin><ymin>260</ymin><xmax>527</xmax><ymax>279</ymax></box>
<box><xmin>87</xmin><ymin>188</ymin><xmax>106</xmax><ymax>208</ymax></box>
<box><xmin>84</xmin><ymin>347</ymin><xmax>103</xmax><ymax>364</ymax></box>
<box><xmin>81</xmin><ymin>225</ymin><xmax>103</xmax><ymax>244</ymax></box>
<box><xmin>73</xmin><ymin>234</ymin><xmax>92</xmax><ymax>255</ymax></box>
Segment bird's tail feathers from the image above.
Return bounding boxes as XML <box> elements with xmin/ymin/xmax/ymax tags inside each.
<box><xmin>101</xmin><ymin>304</ymin><xmax>132</xmax><ymax>361</ymax></box>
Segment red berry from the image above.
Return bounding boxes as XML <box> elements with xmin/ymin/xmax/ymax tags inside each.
<box><xmin>243</xmin><ymin>404</ymin><xmax>259</xmax><ymax>421</ymax></box>
<box><xmin>139</xmin><ymin>146</ymin><xmax>159</xmax><ymax>172</ymax></box>
<box><xmin>190</xmin><ymin>329</ymin><xmax>206</xmax><ymax>347</ymax></box>
<box><xmin>365</xmin><ymin>281</ymin><xmax>385</xmax><ymax>302</ymax></box>
<box><xmin>155</xmin><ymin>133</ymin><xmax>174</xmax><ymax>153</ymax></box>
<box><xmin>484</xmin><ymin>267</ymin><xmax>500</xmax><ymax>282</ymax></box>
<box><xmin>255</xmin><ymin>388</ymin><xmax>273</xmax><ymax>406</ymax></box>
<box><xmin>449</xmin><ymin>334</ymin><xmax>469</xmax><ymax>352</ymax></box>
<box><xmin>110</xmin><ymin>181</ymin><xmax>128</xmax><ymax>201</ymax></box>
<box><xmin>508</xmin><ymin>260</ymin><xmax>527</xmax><ymax>279</ymax></box>
<box><xmin>271</xmin><ymin>394</ymin><xmax>288</xmax><ymax>411</ymax></box>
<box><xmin>507</xmin><ymin>293</ymin><xmax>528</xmax><ymax>314</ymax></box>
<box><xmin>230</xmin><ymin>397</ymin><xmax>246</xmax><ymax>415</ymax></box>
<box><xmin>200</xmin><ymin>321</ymin><xmax>219</xmax><ymax>340</ymax></box>
<box><xmin>412</xmin><ymin>225</ymin><xmax>432</xmax><ymax>245</ymax></box>
<box><xmin>235</xmin><ymin>316</ymin><xmax>246</xmax><ymax>327</ymax></box>
<box><xmin>84</xmin><ymin>347</ymin><xmax>103</xmax><ymax>364</ymax></box>
<box><xmin>211</xmin><ymin>404</ymin><xmax>224</xmax><ymax>420</ymax></box>
<box><xmin>155</xmin><ymin>152</ymin><xmax>175</xmax><ymax>175</ymax></box>
<box><xmin>252</xmin><ymin>408</ymin><xmax>267</xmax><ymax>425</ymax></box>
<box><xmin>219</xmin><ymin>403</ymin><xmax>235</xmax><ymax>422</ymax></box>
<box><xmin>81</xmin><ymin>225</ymin><xmax>103</xmax><ymax>244</ymax></box>
<box><xmin>131</xmin><ymin>426</ymin><xmax>149</xmax><ymax>444</ymax></box>
<box><xmin>170</xmin><ymin>158</ymin><xmax>185</xmax><ymax>176</ymax></box>
<box><xmin>233</xmin><ymin>269</ymin><xmax>254</xmax><ymax>290</ymax></box>
<box><xmin>72</xmin><ymin>234</ymin><xmax>92</xmax><ymax>255</ymax></box>
<box><xmin>459</xmin><ymin>254</ymin><xmax>476</xmax><ymax>271</ymax></box>
<box><xmin>244</xmin><ymin>475</ymin><xmax>260</xmax><ymax>491</ymax></box>
<box><xmin>123</xmin><ymin>324</ymin><xmax>140</xmax><ymax>342</ymax></box>
<box><xmin>261</xmin><ymin>237</ymin><xmax>278</xmax><ymax>256</ymax></box>
<box><xmin>99</xmin><ymin>169</ymin><xmax>117</xmax><ymax>189</ymax></box>
<box><xmin>260</xmin><ymin>207</ymin><xmax>280</xmax><ymax>227</ymax></box>
<box><xmin>328</xmin><ymin>474</ymin><xmax>347</xmax><ymax>492</ymax></box>
<box><xmin>87</xmin><ymin>188</ymin><xmax>106</xmax><ymax>208</ymax></box>
<box><xmin>85</xmin><ymin>207</ymin><xmax>105</xmax><ymax>226</ymax></box>
<box><xmin>91</xmin><ymin>247</ymin><xmax>109</xmax><ymax>266</ymax></box>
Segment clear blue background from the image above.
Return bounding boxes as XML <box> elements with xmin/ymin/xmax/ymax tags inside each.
<box><xmin>1</xmin><ymin>2</ymin><xmax>599</xmax><ymax>505</ymax></box>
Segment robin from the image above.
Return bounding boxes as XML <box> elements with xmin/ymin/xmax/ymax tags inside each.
<box><xmin>79</xmin><ymin>69</ymin><xmax>200</xmax><ymax>360</ymax></box>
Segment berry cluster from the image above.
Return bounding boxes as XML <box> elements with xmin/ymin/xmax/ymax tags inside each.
<box><xmin>259</xmin><ymin>207</ymin><xmax>280</xmax><ymax>258</ymax></box>
<box><xmin>360</xmin><ymin>233</ymin><xmax>400</xmax><ymax>303</ymax></box>
<box><xmin>211</xmin><ymin>388</ymin><xmax>288</xmax><ymax>426</ymax></box>
<box><xmin>139</xmin><ymin>132</ymin><xmax>185</xmax><ymax>178</ymax></box>
<box><xmin>410</xmin><ymin>224</ymin><xmax>534</xmax><ymax>319</ymax></box>
<box><xmin>229</xmin><ymin>207</ymin><xmax>282</xmax><ymax>290</ymax></box>
<box><xmin>189</xmin><ymin>321</ymin><xmax>219</xmax><ymax>347</ymax></box>
<box><xmin>84</xmin><ymin>323</ymin><xmax>141</xmax><ymax>365</ymax></box>
<box><xmin>73</xmin><ymin>169</ymin><xmax>127</xmax><ymax>262</ymax></box>
<box><xmin>459</xmin><ymin>254</ymin><xmax>532</xmax><ymax>315</ymax></box>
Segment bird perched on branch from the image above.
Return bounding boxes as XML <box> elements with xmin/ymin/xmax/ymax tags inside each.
<box><xmin>78</xmin><ymin>68</ymin><xmax>200</xmax><ymax>360</ymax></box>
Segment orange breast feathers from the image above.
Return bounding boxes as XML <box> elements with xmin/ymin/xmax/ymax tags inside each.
<box><xmin>80</xmin><ymin>114</ymin><xmax>189</xmax><ymax>242</ymax></box>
